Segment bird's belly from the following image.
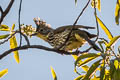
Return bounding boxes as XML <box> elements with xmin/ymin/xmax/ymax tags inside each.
<box><xmin>65</xmin><ymin>41</ymin><xmax>85</xmax><ymax>51</ymax></box>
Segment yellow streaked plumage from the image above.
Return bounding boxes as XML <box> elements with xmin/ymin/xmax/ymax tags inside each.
<box><xmin>32</xmin><ymin>18</ymin><xmax>100</xmax><ymax>51</ymax></box>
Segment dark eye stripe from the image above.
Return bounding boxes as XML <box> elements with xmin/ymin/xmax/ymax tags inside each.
<box><xmin>40</xmin><ymin>29</ymin><xmax>43</xmax><ymax>32</ymax></box>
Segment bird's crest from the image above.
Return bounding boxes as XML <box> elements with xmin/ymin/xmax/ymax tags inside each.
<box><xmin>33</xmin><ymin>17</ymin><xmax>51</xmax><ymax>31</ymax></box>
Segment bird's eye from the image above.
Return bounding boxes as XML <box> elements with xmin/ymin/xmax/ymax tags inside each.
<box><xmin>38</xmin><ymin>28</ymin><xmax>49</xmax><ymax>35</ymax></box>
<box><xmin>40</xmin><ymin>29</ymin><xmax>43</xmax><ymax>32</ymax></box>
<box><xmin>39</xmin><ymin>28</ymin><xmax>44</xmax><ymax>32</ymax></box>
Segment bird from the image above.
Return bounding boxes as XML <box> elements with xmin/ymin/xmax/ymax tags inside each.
<box><xmin>32</xmin><ymin>17</ymin><xmax>100</xmax><ymax>52</ymax></box>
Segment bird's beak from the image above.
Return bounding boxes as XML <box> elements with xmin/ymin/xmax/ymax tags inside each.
<box><xmin>30</xmin><ymin>32</ymin><xmax>37</xmax><ymax>36</ymax></box>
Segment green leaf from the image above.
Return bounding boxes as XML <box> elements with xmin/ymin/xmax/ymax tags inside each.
<box><xmin>100</xmin><ymin>66</ymin><xmax>105</xmax><ymax>80</ymax></box>
<box><xmin>78</xmin><ymin>57</ymin><xmax>98</xmax><ymax>67</ymax></box>
<box><xmin>110</xmin><ymin>60</ymin><xmax>115</xmax><ymax>78</ymax></box>
<box><xmin>75</xmin><ymin>53</ymin><xmax>100</xmax><ymax>67</ymax></box>
<box><xmin>83</xmin><ymin>59</ymin><xmax>101</xmax><ymax>80</ymax></box>
<box><xmin>106</xmin><ymin>36</ymin><xmax>120</xmax><ymax>48</ymax></box>
<box><xmin>98</xmin><ymin>38</ymin><xmax>109</xmax><ymax>48</ymax></box>
<box><xmin>0</xmin><ymin>34</ymin><xmax>10</xmax><ymax>39</ymax></box>
<box><xmin>0</xmin><ymin>24</ymin><xmax>10</xmax><ymax>31</ymax></box>
<box><xmin>113</xmin><ymin>69</ymin><xmax>120</xmax><ymax>80</ymax></box>
<box><xmin>50</xmin><ymin>66</ymin><xmax>57</xmax><ymax>80</ymax></box>
<box><xmin>74</xmin><ymin>68</ymin><xmax>81</xmax><ymax>75</ymax></box>
<box><xmin>0</xmin><ymin>69</ymin><xmax>8</xmax><ymax>78</ymax></box>
<box><xmin>9</xmin><ymin>35</ymin><xmax>20</xmax><ymax>63</ymax></box>
<box><xmin>96</xmin><ymin>16</ymin><xmax>113</xmax><ymax>40</ymax></box>
<box><xmin>115</xmin><ymin>0</ymin><xmax>120</xmax><ymax>25</ymax></box>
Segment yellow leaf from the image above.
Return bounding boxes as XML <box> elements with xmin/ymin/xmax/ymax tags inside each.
<box><xmin>10</xmin><ymin>35</ymin><xmax>17</xmax><ymax>48</ymax></box>
<box><xmin>106</xmin><ymin>36</ymin><xmax>120</xmax><ymax>48</ymax></box>
<box><xmin>72</xmin><ymin>55</ymin><xmax>78</xmax><ymax>60</ymax></box>
<box><xmin>114</xmin><ymin>60</ymin><xmax>119</xmax><ymax>69</ymax></box>
<box><xmin>0</xmin><ymin>29</ymin><xmax>10</xmax><ymax>31</ymax></box>
<box><xmin>14</xmin><ymin>51</ymin><xmax>20</xmax><ymax>63</ymax></box>
<box><xmin>75</xmin><ymin>53</ymin><xmax>100</xmax><ymax>67</ymax></box>
<box><xmin>98</xmin><ymin>38</ymin><xmax>108</xmax><ymax>47</ymax></box>
<box><xmin>74</xmin><ymin>68</ymin><xmax>81</xmax><ymax>75</ymax></box>
<box><xmin>81</xmin><ymin>65</ymin><xmax>89</xmax><ymax>72</ymax></box>
<box><xmin>0</xmin><ymin>24</ymin><xmax>10</xmax><ymax>31</ymax></box>
<box><xmin>50</xmin><ymin>66</ymin><xmax>57</xmax><ymax>80</ymax></box>
<box><xmin>74</xmin><ymin>75</ymin><xmax>84</xmax><ymax>80</ymax></box>
<box><xmin>10</xmin><ymin>35</ymin><xmax>20</xmax><ymax>63</ymax></box>
<box><xmin>11</xmin><ymin>24</ymin><xmax>15</xmax><ymax>31</ymax></box>
<box><xmin>69</xmin><ymin>50</ymin><xmax>78</xmax><ymax>60</ymax></box>
<box><xmin>91</xmin><ymin>76</ymin><xmax>100</xmax><ymax>80</ymax></box>
<box><xmin>96</xmin><ymin>16</ymin><xmax>113</xmax><ymax>40</ymax></box>
<box><xmin>97</xmin><ymin>0</ymin><xmax>101</xmax><ymax>12</ymax></box>
<box><xmin>0</xmin><ymin>24</ymin><xmax>9</xmax><ymax>29</ymax></box>
<box><xmin>91</xmin><ymin>0</ymin><xmax>101</xmax><ymax>12</ymax></box>
<box><xmin>0</xmin><ymin>69</ymin><xmax>8</xmax><ymax>78</ymax></box>
<box><xmin>115</xmin><ymin>0</ymin><xmax>120</xmax><ymax>25</ymax></box>
<box><xmin>83</xmin><ymin>59</ymin><xmax>101</xmax><ymax>80</ymax></box>
<box><xmin>78</xmin><ymin>57</ymin><xmax>98</xmax><ymax>67</ymax></box>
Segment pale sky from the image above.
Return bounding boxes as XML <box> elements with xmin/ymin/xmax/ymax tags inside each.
<box><xmin>0</xmin><ymin>0</ymin><xmax>119</xmax><ymax>80</ymax></box>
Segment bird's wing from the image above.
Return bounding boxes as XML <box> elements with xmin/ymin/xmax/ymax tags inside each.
<box><xmin>69</xmin><ymin>25</ymin><xmax>95</xmax><ymax>29</ymax></box>
<box><xmin>75</xmin><ymin>30</ymin><xmax>100</xmax><ymax>51</ymax></box>
<box><xmin>54</xmin><ymin>25</ymin><xmax>95</xmax><ymax>34</ymax></box>
<box><xmin>74</xmin><ymin>29</ymin><xmax>97</xmax><ymax>39</ymax></box>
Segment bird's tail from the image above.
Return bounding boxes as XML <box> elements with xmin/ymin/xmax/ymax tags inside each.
<box><xmin>86</xmin><ymin>39</ymin><xmax>101</xmax><ymax>51</ymax></box>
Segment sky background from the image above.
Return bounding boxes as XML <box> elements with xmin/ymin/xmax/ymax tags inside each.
<box><xmin>0</xmin><ymin>0</ymin><xmax>120</xmax><ymax>80</ymax></box>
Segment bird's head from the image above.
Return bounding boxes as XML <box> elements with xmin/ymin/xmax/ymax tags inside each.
<box><xmin>32</xmin><ymin>17</ymin><xmax>53</xmax><ymax>41</ymax></box>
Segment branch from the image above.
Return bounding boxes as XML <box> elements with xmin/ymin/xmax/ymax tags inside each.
<box><xmin>0</xmin><ymin>6</ymin><xmax>3</xmax><ymax>13</ymax></box>
<box><xmin>0</xmin><ymin>0</ymin><xmax>14</xmax><ymax>24</ymax></box>
<box><xmin>94</xmin><ymin>0</ymin><xmax>99</xmax><ymax>42</ymax></box>
<box><xmin>0</xmin><ymin>31</ymin><xmax>17</xmax><ymax>45</ymax></box>
<box><xmin>0</xmin><ymin>45</ymin><xmax>83</xmax><ymax>60</ymax></box>
<box><xmin>58</xmin><ymin>0</ymin><xmax>91</xmax><ymax>49</ymax></box>
<box><xmin>18</xmin><ymin>0</ymin><xmax>23</xmax><ymax>46</ymax></box>
<box><xmin>0</xmin><ymin>31</ymin><xmax>30</xmax><ymax>46</ymax></box>
<box><xmin>20</xmin><ymin>32</ymin><xmax>30</xmax><ymax>46</ymax></box>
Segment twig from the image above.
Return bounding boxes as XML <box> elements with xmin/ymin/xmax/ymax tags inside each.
<box><xmin>0</xmin><ymin>44</ymin><xmax>83</xmax><ymax>60</ymax></box>
<box><xmin>18</xmin><ymin>0</ymin><xmax>23</xmax><ymax>46</ymax></box>
<box><xmin>80</xmin><ymin>47</ymin><xmax>92</xmax><ymax>53</ymax></box>
<box><xmin>94</xmin><ymin>0</ymin><xmax>99</xmax><ymax>42</ymax></box>
<box><xmin>0</xmin><ymin>31</ymin><xmax>17</xmax><ymax>45</ymax></box>
<box><xmin>111</xmin><ymin>48</ymin><xmax>118</xmax><ymax>58</ymax></box>
<box><xmin>20</xmin><ymin>32</ymin><xmax>30</xmax><ymax>46</ymax></box>
<box><xmin>15</xmin><ymin>31</ymin><xmax>30</xmax><ymax>46</ymax></box>
<box><xmin>58</xmin><ymin>0</ymin><xmax>91</xmax><ymax>49</ymax></box>
<box><xmin>0</xmin><ymin>31</ymin><xmax>30</xmax><ymax>46</ymax></box>
<box><xmin>0</xmin><ymin>6</ymin><xmax>3</xmax><ymax>13</ymax></box>
<box><xmin>0</xmin><ymin>0</ymin><xmax>14</xmax><ymax>24</ymax></box>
